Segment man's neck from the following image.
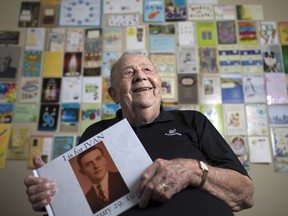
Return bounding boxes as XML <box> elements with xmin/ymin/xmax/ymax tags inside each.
<box><xmin>123</xmin><ymin>106</ymin><xmax>160</xmax><ymax>126</ymax></box>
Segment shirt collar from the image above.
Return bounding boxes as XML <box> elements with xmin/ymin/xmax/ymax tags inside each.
<box><xmin>115</xmin><ymin>106</ymin><xmax>175</xmax><ymax>125</ymax></box>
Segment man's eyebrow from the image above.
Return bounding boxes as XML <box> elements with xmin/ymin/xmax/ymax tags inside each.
<box><xmin>122</xmin><ymin>63</ymin><xmax>152</xmax><ymax>70</ymax></box>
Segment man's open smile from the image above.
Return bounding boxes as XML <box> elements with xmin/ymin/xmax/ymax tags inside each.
<box><xmin>132</xmin><ymin>87</ymin><xmax>153</xmax><ymax>93</ymax></box>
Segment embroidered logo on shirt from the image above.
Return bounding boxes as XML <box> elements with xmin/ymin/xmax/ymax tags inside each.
<box><xmin>165</xmin><ymin>128</ymin><xmax>182</xmax><ymax>136</ymax></box>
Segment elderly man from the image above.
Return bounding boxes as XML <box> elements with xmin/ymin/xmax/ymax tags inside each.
<box><xmin>25</xmin><ymin>53</ymin><xmax>254</xmax><ymax>216</ymax></box>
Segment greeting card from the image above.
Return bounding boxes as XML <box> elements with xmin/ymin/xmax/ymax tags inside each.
<box><xmin>218</xmin><ymin>45</ymin><xmax>241</xmax><ymax>73</ymax></box>
<box><xmin>221</xmin><ymin>73</ymin><xmax>244</xmax><ymax>103</ymax></box>
<box><xmin>22</xmin><ymin>51</ymin><xmax>43</xmax><ymax>77</ymax></box>
<box><xmin>0</xmin><ymin>82</ymin><xmax>17</xmax><ymax>103</ymax></box>
<box><xmin>198</xmin><ymin>73</ymin><xmax>221</xmax><ymax>104</ymax></box>
<box><xmin>39</xmin><ymin>3</ymin><xmax>59</xmax><ymax>27</ymax></box>
<box><xmin>238</xmin><ymin>21</ymin><xmax>258</xmax><ymax>45</ymax></box>
<box><xmin>60</xmin><ymin>103</ymin><xmax>80</xmax><ymax>132</ymax></box>
<box><xmin>108</xmin><ymin>15</ymin><xmax>139</xmax><ymax>27</ymax></box>
<box><xmin>45</xmin><ymin>28</ymin><xmax>66</xmax><ymax>51</ymax></box>
<box><xmin>81</xmin><ymin>77</ymin><xmax>102</xmax><ymax>103</ymax></box>
<box><xmin>38</xmin><ymin>104</ymin><xmax>59</xmax><ymax>131</ymax></box>
<box><xmin>13</xmin><ymin>103</ymin><xmax>39</xmax><ymax>123</ymax></box>
<box><xmin>65</xmin><ymin>28</ymin><xmax>84</xmax><ymax>52</ymax></box>
<box><xmin>19</xmin><ymin>77</ymin><xmax>41</xmax><ymax>103</ymax></box>
<box><xmin>196</xmin><ymin>21</ymin><xmax>216</xmax><ymax>47</ymax></box>
<box><xmin>217</xmin><ymin>21</ymin><xmax>237</xmax><ymax>45</ymax></box>
<box><xmin>223</xmin><ymin>104</ymin><xmax>247</xmax><ymax>136</ymax></box>
<box><xmin>242</xmin><ymin>74</ymin><xmax>266</xmax><ymax>103</ymax></box>
<box><xmin>27</xmin><ymin>135</ymin><xmax>53</xmax><ymax>168</ymax></box>
<box><xmin>102</xmin><ymin>28</ymin><xmax>122</xmax><ymax>51</ymax></box>
<box><xmin>165</xmin><ymin>0</ymin><xmax>186</xmax><ymax>21</ymax></box>
<box><xmin>59</xmin><ymin>0</ymin><xmax>102</xmax><ymax>27</ymax></box>
<box><xmin>150</xmin><ymin>54</ymin><xmax>176</xmax><ymax>76</ymax></box>
<box><xmin>177</xmin><ymin>74</ymin><xmax>198</xmax><ymax>104</ymax></box>
<box><xmin>198</xmin><ymin>47</ymin><xmax>218</xmax><ymax>73</ymax></box>
<box><xmin>80</xmin><ymin>103</ymin><xmax>101</xmax><ymax>132</ymax></box>
<box><xmin>63</xmin><ymin>52</ymin><xmax>82</xmax><ymax>77</ymax></box>
<box><xmin>225</xmin><ymin>136</ymin><xmax>249</xmax><ymax>169</ymax></box>
<box><xmin>248</xmin><ymin>136</ymin><xmax>272</xmax><ymax>163</ymax></box>
<box><xmin>262</xmin><ymin>45</ymin><xmax>284</xmax><ymax>73</ymax></box>
<box><xmin>265</xmin><ymin>73</ymin><xmax>288</xmax><ymax>104</ymax></box>
<box><xmin>0</xmin><ymin>104</ymin><xmax>13</xmax><ymax>123</ymax></box>
<box><xmin>126</xmin><ymin>26</ymin><xmax>146</xmax><ymax>51</ymax></box>
<box><xmin>177</xmin><ymin>47</ymin><xmax>198</xmax><ymax>74</ymax></box>
<box><xmin>144</xmin><ymin>0</ymin><xmax>165</xmax><ymax>22</ymax></box>
<box><xmin>25</xmin><ymin>28</ymin><xmax>46</xmax><ymax>51</ymax></box>
<box><xmin>278</xmin><ymin>22</ymin><xmax>288</xmax><ymax>45</ymax></box>
<box><xmin>61</xmin><ymin>77</ymin><xmax>82</xmax><ymax>103</ymax></box>
<box><xmin>41</xmin><ymin>78</ymin><xmax>62</xmax><ymax>103</ymax></box>
<box><xmin>18</xmin><ymin>2</ymin><xmax>41</xmax><ymax>27</ymax></box>
<box><xmin>177</xmin><ymin>21</ymin><xmax>196</xmax><ymax>46</ymax></box>
<box><xmin>214</xmin><ymin>5</ymin><xmax>236</xmax><ymax>20</ymax></box>
<box><xmin>240</xmin><ymin>45</ymin><xmax>263</xmax><ymax>73</ymax></box>
<box><xmin>52</xmin><ymin>135</ymin><xmax>76</xmax><ymax>159</ymax></box>
<box><xmin>101</xmin><ymin>103</ymin><xmax>120</xmax><ymax>120</ymax></box>
<box><xmin>246</xmin><ymin>104</ymin><xmax>269</xmax><ymax>136</ymax></box>
<box><xmin>236</xmin><ymin>5</ymin><xmax>264</xmax><ymax>20</ymax></box>
<box><xmin>8</xmin><ymin>128</ymin><xmax>30</xmax><ymax>160</ymax></box>
<box><xmin>258</xmin><ymin>21</ymin><xmax>279</xmax><ymax>45</ymax></box>
<box><xmin>187</xmin><ymin>4</ymin><xmax>213</xmax><ymax>20</ymax></box>
<box><xmin>200</xmin><ymin>104</ymin><xmax>224</xmax><ymax>134</ymax></box>
<box><xmin>42</xmin><ymin>51</ymin><xmax>63</xmax><ymax>77</ymax></box>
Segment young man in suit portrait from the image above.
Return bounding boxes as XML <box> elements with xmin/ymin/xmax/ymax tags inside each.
<box><xmin>77</xmin><ymin>145</ymin><xmax>130</xmax><ymax>214</ymax></box>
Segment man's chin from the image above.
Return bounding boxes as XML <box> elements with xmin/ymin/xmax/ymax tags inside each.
<box><xmin>133</xmin><ymin>100</ymin><xmax>161</xmax><ymax>109</ymax></box>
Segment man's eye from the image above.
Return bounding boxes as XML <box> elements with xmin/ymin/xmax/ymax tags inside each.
<box><xmin>96</xmin><ymin>155</ymin><xmax>103</xmax><ymax>161</ymax></box>
<box><xmin>123</xmin><ymin>70</ymin><xmax>134</xmax><ymax>77</ymax></box>
<box><xmin>84</xmin><ymin>162</ymin><xmax>92</xmax><ymax>167</ymax></box>
<box><xmin>144</xmin><ymin>68</ymin><xmax>154</xmax><ymax>73</ymax></box>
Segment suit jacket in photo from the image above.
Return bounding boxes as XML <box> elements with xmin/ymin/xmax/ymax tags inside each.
<box><xmin>86</xmin><ymin>171</ymin><xmax>130</xmax><ymax>214</ymax></box>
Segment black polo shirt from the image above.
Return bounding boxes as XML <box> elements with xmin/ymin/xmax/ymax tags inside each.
<box><xmin>79</xmin><ymin>108</ymin><xmax>248</xmax><ymax>216</ymax></box>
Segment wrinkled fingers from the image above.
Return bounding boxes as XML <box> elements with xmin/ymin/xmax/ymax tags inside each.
<box><xmin>24</xmin><ymin>176</ymin><xmax>56</xmax><ymax>211</ymax></box>
<box><xmin>29</xmin><ymin>190</ymin><xmax>55</xmax><ymax>211</ymax></box>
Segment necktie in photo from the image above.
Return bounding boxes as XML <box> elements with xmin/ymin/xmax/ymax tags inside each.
<box><xmin>96</xmin><ymin>184</ymin><xmax>108</xmax><ymax>207</ymax></box>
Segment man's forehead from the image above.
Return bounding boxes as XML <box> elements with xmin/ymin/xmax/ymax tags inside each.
<box><xmin>119</xmin><ymin>55</ymin><xmax>153</xmax><ymax>68</ymax></box>
<box><xmin>82</xmin><ymin>149</ymin><xmax>102</xmax><ymax>159</ymax></box>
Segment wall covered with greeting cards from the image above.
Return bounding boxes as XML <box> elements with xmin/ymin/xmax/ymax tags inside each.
<box><xmin>0</xmin><ymin>0</ymin><xmax>288</xmax><ymax>216</ymax></box>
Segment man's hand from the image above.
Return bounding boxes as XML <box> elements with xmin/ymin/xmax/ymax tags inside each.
<box><xmin>137</xmin><ymin>158</ymin><xmax>199</xmax><ymax>208</ymax></box>
<box><xmin>24</xmin><ymin>157</ymin><xmax>57</xmax><ymax>211</ymax></box>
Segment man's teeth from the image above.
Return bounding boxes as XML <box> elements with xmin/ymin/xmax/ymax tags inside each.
<box><xmin>134</xmin><ymin>87</ymin><xmax>152</xmax><ymax>92</ymax></box>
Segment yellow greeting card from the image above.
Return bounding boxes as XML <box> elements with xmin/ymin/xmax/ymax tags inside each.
<box><xmin>0</xmin><ymin>124</ymin><xmax>11</xmax><ymax>169</ymax></box>
<box><xmin>42</xmin><ymin>51</ymin><xmax>63</xmax><ymax>77</ymax></box>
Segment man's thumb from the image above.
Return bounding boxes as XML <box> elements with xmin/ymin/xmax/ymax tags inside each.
<box><xmin>33</xmin><ymin>156</ymin><xmax>46</xmax><ymax>168</ymax></box>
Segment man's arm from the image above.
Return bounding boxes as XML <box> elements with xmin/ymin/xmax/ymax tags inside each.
<box><xmin>138</xmin><ymin>158</ymin><xmax>254</xmax><ymax>211</ymax></box>
<box><xmin>201</xmin><ymin>163</ymin><xmax>254</xmax><ymax>211</ymax></box>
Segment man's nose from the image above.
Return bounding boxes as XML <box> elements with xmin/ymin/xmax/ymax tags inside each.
<box><xmin>92</xmin><ymin>161</ymin><xmax>99</xmax><ymax>169</ymax></box>
<box><xmin>133</xmin><ymin>68</ymin><xmax>147</xmax><ymax>82</ymax></box>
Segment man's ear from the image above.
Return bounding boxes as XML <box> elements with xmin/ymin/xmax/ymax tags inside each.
<box><xmin>108</xmin><ymin>87</ymin><xmax>119</xmax><ymax>104</ymax></box>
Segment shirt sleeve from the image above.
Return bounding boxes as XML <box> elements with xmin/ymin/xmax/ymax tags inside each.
<box><xmin>193</xmin><ymin>111</ymin><xmax>249</xmax><ymax>177</ymax></box>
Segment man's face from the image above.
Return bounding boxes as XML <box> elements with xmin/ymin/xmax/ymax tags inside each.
<box><xmin>0</xmin><ymin>55</ymin><xmax>11</xmax><ymax>72</ymax></box>
<box><xmin>109</xmin><ymin>54</ymin><xmax>162</xmax><ymax>111</ymax></box>
<box><xmin>80</xmin><ymin>149</ymin><xmax>108</xmax><ymax>184</ymax></box>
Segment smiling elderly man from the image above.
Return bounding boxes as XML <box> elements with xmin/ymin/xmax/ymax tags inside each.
<box><xmin>25</xmin><ymin>53</ymin><xmax>254</xmax><ymax>216</ymax></box>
